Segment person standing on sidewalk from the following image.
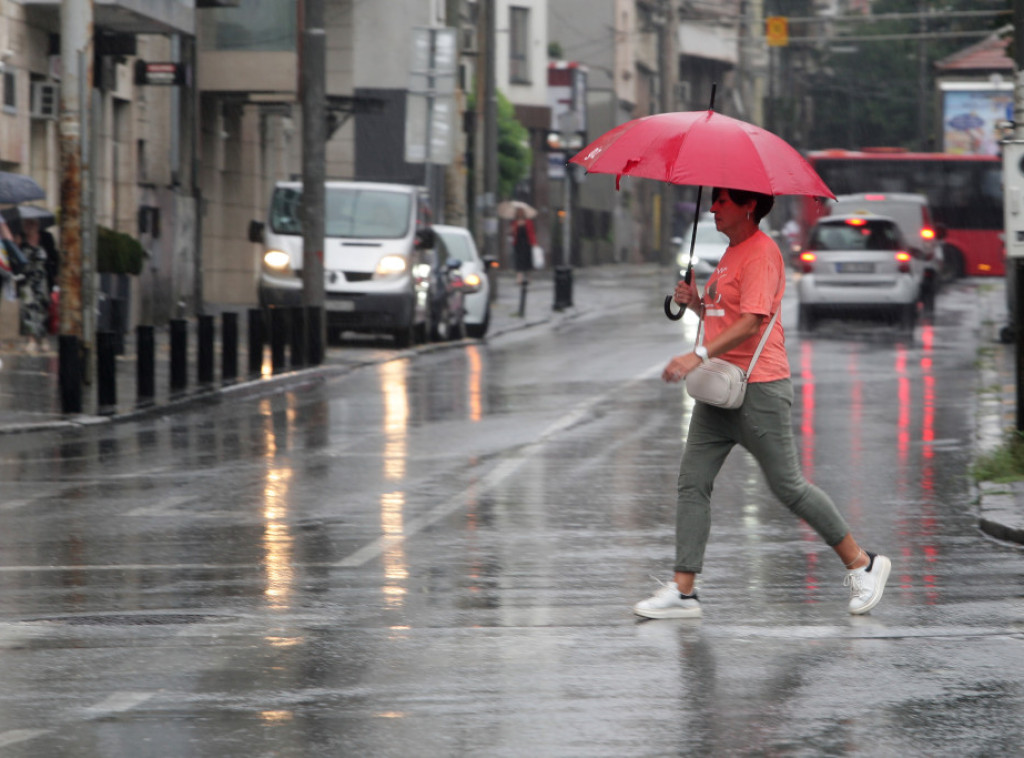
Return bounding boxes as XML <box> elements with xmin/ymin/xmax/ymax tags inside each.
<box><xmin>509</xmin><ymin>207</ymin><xmax>536</xmax><ymax>287</ymax></box>
<box><xmin>13</xmin><ymin>218</ymin><xmax>50</xmax><ymax>354</ymax></box>
<box><xmin>633</xmin><ymin>187</ymin><xmax>891</xmax><ymax>620</ymax></box>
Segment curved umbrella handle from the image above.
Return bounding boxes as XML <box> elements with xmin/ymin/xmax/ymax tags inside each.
<box><xmin>664</xmin><ymin>295</ymin><xmax>685</xmax><ymax>321</ymax></box>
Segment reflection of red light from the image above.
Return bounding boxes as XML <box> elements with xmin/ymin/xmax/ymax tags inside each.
<box><xmin>800</xmin><ymin>342</ymin><xmax>815</xmax><ymax>479</ymax></box>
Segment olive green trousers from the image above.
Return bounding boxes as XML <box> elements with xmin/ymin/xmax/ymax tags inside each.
<box><xmin>674</xmin><ymin>378</ymin><xmax>851</xmax><ymax>574</ymax></box>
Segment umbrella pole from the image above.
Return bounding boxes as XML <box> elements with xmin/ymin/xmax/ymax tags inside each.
<box><xmin>664</xmin><ymin>184</ymin><xmax>704</xmax><ymax>321</ymax></box>
<box><xmin>665</xmin><ymin>83</ymin><xmax>715</xmax><ymax>321</ymax></box>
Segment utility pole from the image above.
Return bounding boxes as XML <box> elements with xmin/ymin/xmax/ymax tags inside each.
<box><xmin>301</xmin><ymin>0</ymin><xmax>326</xmax><ymax>365</ymax></box>
<box><xmin>482</xmin><ymin>0</ymin><xmax>498</xmax><ymax>272</ymax></box>
<box><xmin>1012</xmin><ymin>0</ymin><xmax>1024</xmax><ymax>431</ymax></box>
<box><xmin>658</xmin><ymin>0</ymin><xmax>676</xmax><ymax>264</ymax></box>
<box><xmin>58</xmin><ymin>0</ymin><xmax>92</xmax><ymax>414</ymax></box>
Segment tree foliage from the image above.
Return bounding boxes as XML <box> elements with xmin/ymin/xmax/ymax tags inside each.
<box><xmin>799</xmin><ymin>0</ymin><xmax>1009</xmax><ymax>150</ymax></box>
<box><xmin>496</xmin><ymin>90</ymin><xmax>532</xmax><ymax>198</ymax></box>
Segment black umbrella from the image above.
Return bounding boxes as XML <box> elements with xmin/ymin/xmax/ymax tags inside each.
<box><xmin>2</xmin><ymin>204</ymin><xmax>55</xmax><ymax>229</ymax></box>
<box><xmin>0</xmin><ymin>172</ymin><xmax>45</xmax><ymax>204</ymax></box>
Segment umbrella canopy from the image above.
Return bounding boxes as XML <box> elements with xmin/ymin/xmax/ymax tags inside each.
<box><xmin>569</xmin><ymin>110</ymin><xmax>835</xmax><ymax>199</ymax></box>
<box><xmin>0</xmin><ymin>172</ymin><xmax>46</xmax><ymax>205</ymax></box>
<box><xmin>497</xmin><ymin>199</ymin><xmax>538</xmax><ymax>220</ymax></box>
<box><xmin>2</xmin><ymin>204</ymin><xmax>55</xmax><ymax>229</ymax></box>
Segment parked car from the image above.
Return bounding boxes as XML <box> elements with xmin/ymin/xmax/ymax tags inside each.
<box><xmin>431</xmin><ymin>224</ymin><xmax>494</xmax><ymax>338</ymax></box>
<box><xmin>796</xmin><ymin>214</ymin><xmax>923</xmax><ymax>332</ymax></box>
<box><xmin>828</xmin><ymin>192</ymin><xmax>943</xmax><ymax>311</ymax></box>
<box><xmin>416</xmin><ymin>227</ymin><xmax>481</xmax><ymax>342</ymax></box>
<box><xmin>252</xmin><ymin>180</ymin><xmax>433</xmax><ymax>347</ymax></box>
<box><xmin>674</xmin><ymin>212</ymin><xmax>730</xmax><ymax>281</ymax></box>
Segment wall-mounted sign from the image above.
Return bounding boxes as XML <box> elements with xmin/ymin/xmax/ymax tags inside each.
<box><xmin>134</xmin><ymin>61</ymin><xmax>185</xmax><ymax>86</ymax></box>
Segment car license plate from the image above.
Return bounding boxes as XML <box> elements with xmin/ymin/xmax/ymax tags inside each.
<box><xmin>837</xmin><ymin>262</ymin><xmax>873</xmax><ymax>274</ymax></box>
<box><xmin>328</xmin><ymin>299</ymin><xmax>356</xmax><ymax>312</ymax></box>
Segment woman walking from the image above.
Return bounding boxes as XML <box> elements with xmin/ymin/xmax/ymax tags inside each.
<box><xmin>634</xmin><ymin>187</ymin><xmax>890</xmax><ymax>619</ymax></box>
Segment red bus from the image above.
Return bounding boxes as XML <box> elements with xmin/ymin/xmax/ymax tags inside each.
<box><xmin>796</xmin><ymin>149</ymin><xmax>1004</xmax><ymax>277</ymax></box>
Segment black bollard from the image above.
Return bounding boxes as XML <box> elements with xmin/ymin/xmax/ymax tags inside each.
<box><xmin>248</xmin><ymin>309</ymin><xmax>264</xmax><ymax>377</ymax></box>
<box><xmin>110</xmin><ymin>298</ymin><xmax>126</xmax><ymax>355</ymax></box>
<box><xmin>59</xmin><ymin>334</ymin><xmax>83</xmax><ymax>414</ymax></box>
<box><xmin>222</xmin><ymin>312</ymin><xmax>238</xmax><ymax>384</ymax></box>
<box><xmin>170</xmin><ymin>318</ymin><xmax>188</xmax><ymax>393</ymax></box>
<box><xmin>307</xmin><ymin>306</ymin><xmax>324</xmax><ymax>366</ymax></box>
<box><xmin>198</xmin><ymin>314</ymin><xmax>215</xmax><ymax>386</ymax></box>
<box><xmin>96</xmin><ymin>331</ymin><xmax>117</xmax><ymax>412</ymax></box>
<box><xmin>290</xmin><ymin>305</ymin><xmax>306</xmax><ymax>368</ymax></box>
<box><xmin>518</xmin><ymin>280</ymin><xmax>529</xmax><ymax>318</ymax></box>
<box><xmin>269</xmin><ymin>307</ymin><xmax>287</xmax><ymax>373</ymax></box>
<box><xmin>136</xmin><ymin>325</ymin><xmax>155</xmax><ymax>405</ymax></box>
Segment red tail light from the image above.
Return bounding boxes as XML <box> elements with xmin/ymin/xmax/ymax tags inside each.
<box><xmin>920</xmin><ymin>228</ymin><xmax>936</xmax><ymax>241</ymax></box>
<box><xmin>895</xmin><ymin>251</ymin><xmax>912</xmax><ymax>273</ymax></box>
<box><xmin>799</xmin><ymin>251</ymin><xmax>817</xmax><ymax>273</ymax></box>
<box><xmin>845</xmin><ymin>217</ymin><xmax>868</xmax><ymax>227</ymax></box>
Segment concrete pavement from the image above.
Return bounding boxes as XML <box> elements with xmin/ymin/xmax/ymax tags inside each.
<box><xmin>1</xmin><ymin>263</ymin><xmax>1021</xmax><ymax>547</ymax></box>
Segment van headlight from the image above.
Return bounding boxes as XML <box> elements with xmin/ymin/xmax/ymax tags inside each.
<box><xmin>263</xmin><ymin>250</ymin><xmax>292</xmax><ymax>273</ymax></box>
<box><xmin>375</xmin><ymin>255</ymin><xmax>408</xmax><ymax>278</ymax></box>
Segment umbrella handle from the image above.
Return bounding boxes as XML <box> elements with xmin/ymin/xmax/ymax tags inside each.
<box><xmin>664</xmin><ymin>267</ymin><xmax>692</xmax><ymax>321</ymax></box>
<box><xmin>664</xmin><ymin>295</ymin><xmax>685</xmax><ymax>321</ymax></box>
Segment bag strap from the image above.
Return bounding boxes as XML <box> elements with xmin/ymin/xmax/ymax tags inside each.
<box><xmin>696</xmin><ymin>307</ymin><xmax>779</xmax><ymax>375</ymax></box>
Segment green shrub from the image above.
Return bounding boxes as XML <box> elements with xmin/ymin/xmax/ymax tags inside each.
<box><xmin>97</xmin><ymin>226</ymin><xmax>146</xmax><ymax>275</ymax></box>
<box><xmin>972</xmin><ymin>432</ymin><xmax>1024</xmax><ymax>484</ymax></box>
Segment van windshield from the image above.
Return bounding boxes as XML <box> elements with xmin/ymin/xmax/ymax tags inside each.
<box><xmin>270</xmin><ymin>187</ymin><xmax>412</xmax><ymax>239</ymax></box>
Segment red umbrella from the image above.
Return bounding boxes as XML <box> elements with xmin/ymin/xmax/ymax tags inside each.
<box><xmin>569</xmin><ymin>110</ymin><xmax>835</xmax><ymax>199</ymax></box>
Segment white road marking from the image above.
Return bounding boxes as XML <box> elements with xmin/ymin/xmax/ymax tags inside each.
<box><xmin>0</xmin><ymin>729</ymin><xmax>49</xmax><ymax>747</ymax></box>
<box><xmin>83</xmin><ymin>691</ymin><xmax>154</xmax><ymax>716</ymax></box>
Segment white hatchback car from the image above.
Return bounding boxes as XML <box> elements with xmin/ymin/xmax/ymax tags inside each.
<box><xmin>797</xmin><ymin>214</ymin><xmax>923</xmax><ymax>332</ymax></box>
<box><xmin>432</xmin><ymin>225</ymin><xmax>493</xmax><ymax>338</ymax></box>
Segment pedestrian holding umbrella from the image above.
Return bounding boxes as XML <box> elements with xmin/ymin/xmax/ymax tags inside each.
<box><xmin>570</xmin><ymin>87</ymin><xmax>890</xmax><ymax>620</ymax></box>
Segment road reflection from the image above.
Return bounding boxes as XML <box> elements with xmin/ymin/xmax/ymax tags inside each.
<box><xmin>260</xmin><ymin>397</ymin><xmax>295</xmax><ymax>610</ymax></box>
<box><xmin>379</xmin><ymin>361</ymin><xmax>410</xmax><ymax>608</ymax></box>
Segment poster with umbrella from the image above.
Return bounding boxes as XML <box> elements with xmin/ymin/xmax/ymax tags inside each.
<box><xmin>569</xmin><ymin>87</ymin><xmax>834</xmax><ymax>318</ymax></box>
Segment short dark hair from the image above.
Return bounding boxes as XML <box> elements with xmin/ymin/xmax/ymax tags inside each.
<box><xmin>712</xmin><ymin>187</ymin><xmax>775</xmax><ymax>222</ymax></box>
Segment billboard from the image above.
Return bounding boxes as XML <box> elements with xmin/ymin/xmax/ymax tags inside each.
<box><xmin>941</xmin><ymin>83</ymin><xmax>1014</xmax><ymax>156</ymax></box>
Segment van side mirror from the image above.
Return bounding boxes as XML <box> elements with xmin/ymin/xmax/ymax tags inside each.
<box><xmin>248</xmin><ymin>220</ymin><xmax>265</xmax><ymax>244</ymax></box>
<box><xmin>934</xmin><ymin>223</ymin><xmax>948</xmax><ymax>241</ymax></box>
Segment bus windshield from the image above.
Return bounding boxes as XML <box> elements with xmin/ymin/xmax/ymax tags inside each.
<box><xmin>270</xmin><ymin>186</ymin><xmax>413</xmax><ymax>239</ymax></box>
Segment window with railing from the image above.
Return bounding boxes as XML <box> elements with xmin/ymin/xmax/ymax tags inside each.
<box><xmin>509</xmin><ymin>6</ymin><xmax>530</xmax><ymax>84</ymax></box>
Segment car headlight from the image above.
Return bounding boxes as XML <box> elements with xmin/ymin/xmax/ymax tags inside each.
<box><xmin>462</xmin><ymin>272</ymin><xmax>482</xmax><ymax>288</ymax></box>
<box><xmin>263</xmin><ymin>250</ymin><xmax>292</xmax><ymax>273</ymax></box>
<box><xmin>375</xmin><ymin>255</ymin><xmax>408</xmax><ymax>278</ymax></box>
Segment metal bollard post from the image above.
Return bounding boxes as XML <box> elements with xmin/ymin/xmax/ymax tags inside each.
<box><xmin>269</xmin><ymin>307</ymin><xmax>288</xmax><ymax>372</ymax></box>
<box><xmin>248</xmin><ymin>309</ymin><xmax>264</xmax><ymax>377</ymax></box>
<box><xmin>307</xmin><ymin>305</ymin><xmax>324</xmax><ymax>366</ymax></box>
<box><xmin>110</xmin><ymin>298</ymin><xmax>126</xmax><ymax>355</ymax></box>
<box><xmin>96</xmin><ymin>331</ymin><xmax>117</xmax><ymax>412</ymax></box>
<box><xmin>59</xmin><ymin>334</ymin><xmax>83</xmax><ymax>414</ymax></box>
<box><xmin>136</xmin><ymin>325</ymin><xmax>155</xmax><ymax>405</ymax></box>
<box><xmin>222</xmin><ymin>312</ymin><xmax>238</xmax><ymax>384</ymax></box>
<box><xmin>518</xmin><ymin>280</ymin><xmax>529</xmax><ymax>318</ymax></box>
<box><xmin>290</xmin><ymin>305</ymin><xmax>306</xmax><ymax>368</ymax></box>
<box><xmin>170</xmin><ymin>318</ymin><xmax>188</xmax><ymax>393</ymax></box>
<box><xmin>198</xmin><ymin>314</ymin><xmax>215</xmax><ymax>386</ymax></box>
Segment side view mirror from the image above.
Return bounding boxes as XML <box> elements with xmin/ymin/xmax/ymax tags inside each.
<box><xmin>446</xmin><ymin>258</ymin><xmax>464</xmax><ymax>272</ymax></box>
<box><xmin>933</xmin><ymin>223</ymin><xmax>948</xmax><ymax>241</ymax></box>
<box><xmin>415</xmin><ymin>227</ymin><xmax>436</xmax><ymax>249</ymax></box>
<box><xmin>248</xmin><ymin>220</ymin><xmax>265</xmax><ymax>244</ymax></box>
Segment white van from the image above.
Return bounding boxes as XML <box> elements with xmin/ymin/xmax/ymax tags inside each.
<box><xmin>252</xmin><ymin>180</ymin><xmax>433</xmax><ymax>346</ymax></box>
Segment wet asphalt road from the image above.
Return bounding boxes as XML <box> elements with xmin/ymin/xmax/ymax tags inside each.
<box><xmin>0</xmin><ymin>271</ymin><xmax>1021</xmax><ymax>757</ymax></box>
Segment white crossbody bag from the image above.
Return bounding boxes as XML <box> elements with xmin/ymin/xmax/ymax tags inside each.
<box><xmin>684</xmin><ymin>309</ymin><xmax>780</xmax><ymax>409</ymax></box>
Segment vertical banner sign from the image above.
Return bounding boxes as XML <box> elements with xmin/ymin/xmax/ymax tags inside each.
<box><xmin>766</xmin><ymin>17</ymin><xmax>789</xmax><ymax>48</ymax></box>
<box><xmin>406</xmin><ymin>27</ymin><xmax>457</xmax><ymax>164</ymax></box>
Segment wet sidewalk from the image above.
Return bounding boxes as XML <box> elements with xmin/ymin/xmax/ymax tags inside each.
<box><xmin>0</xmin><ymin>263</ymin><xmax>664</xmax><ymax>434</ymax></box>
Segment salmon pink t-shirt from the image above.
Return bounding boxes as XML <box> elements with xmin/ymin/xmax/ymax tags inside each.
<box><xmin>701</xmin><ymin>230</ymin><xmax>789</xmax><ymax>383</ymax></box>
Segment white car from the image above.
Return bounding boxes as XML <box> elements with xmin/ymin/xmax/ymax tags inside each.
<box><xmin>431</xmin><ymin>225</ymin><xmax>494</xmax><ymax>338</ymax></box>
<box><xmin>797</xmin><ymin>214</ymin><xmax>923</xmax><ymax>332</ymax></box>
<box><xmin>674</xmin><ymin>212</ymin><xmax>729</xmax><ymax>281</ymax></box>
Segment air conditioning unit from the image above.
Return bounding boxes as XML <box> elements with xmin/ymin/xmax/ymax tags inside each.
<box><xmin>30</xmin><ymin>81</ymin><xmax>57</xmax><ymax>119</ymax></box>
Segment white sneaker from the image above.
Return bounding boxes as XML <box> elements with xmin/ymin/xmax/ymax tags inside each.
<box><xmin>844</xmin><ymin>552</ymin><xmax>891</xmax><ymax>615</ymax></box>
<box><xmin>633</xmin><ymin>580</ymin><xmax>702</xmax><ymax>619</ymax></box>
